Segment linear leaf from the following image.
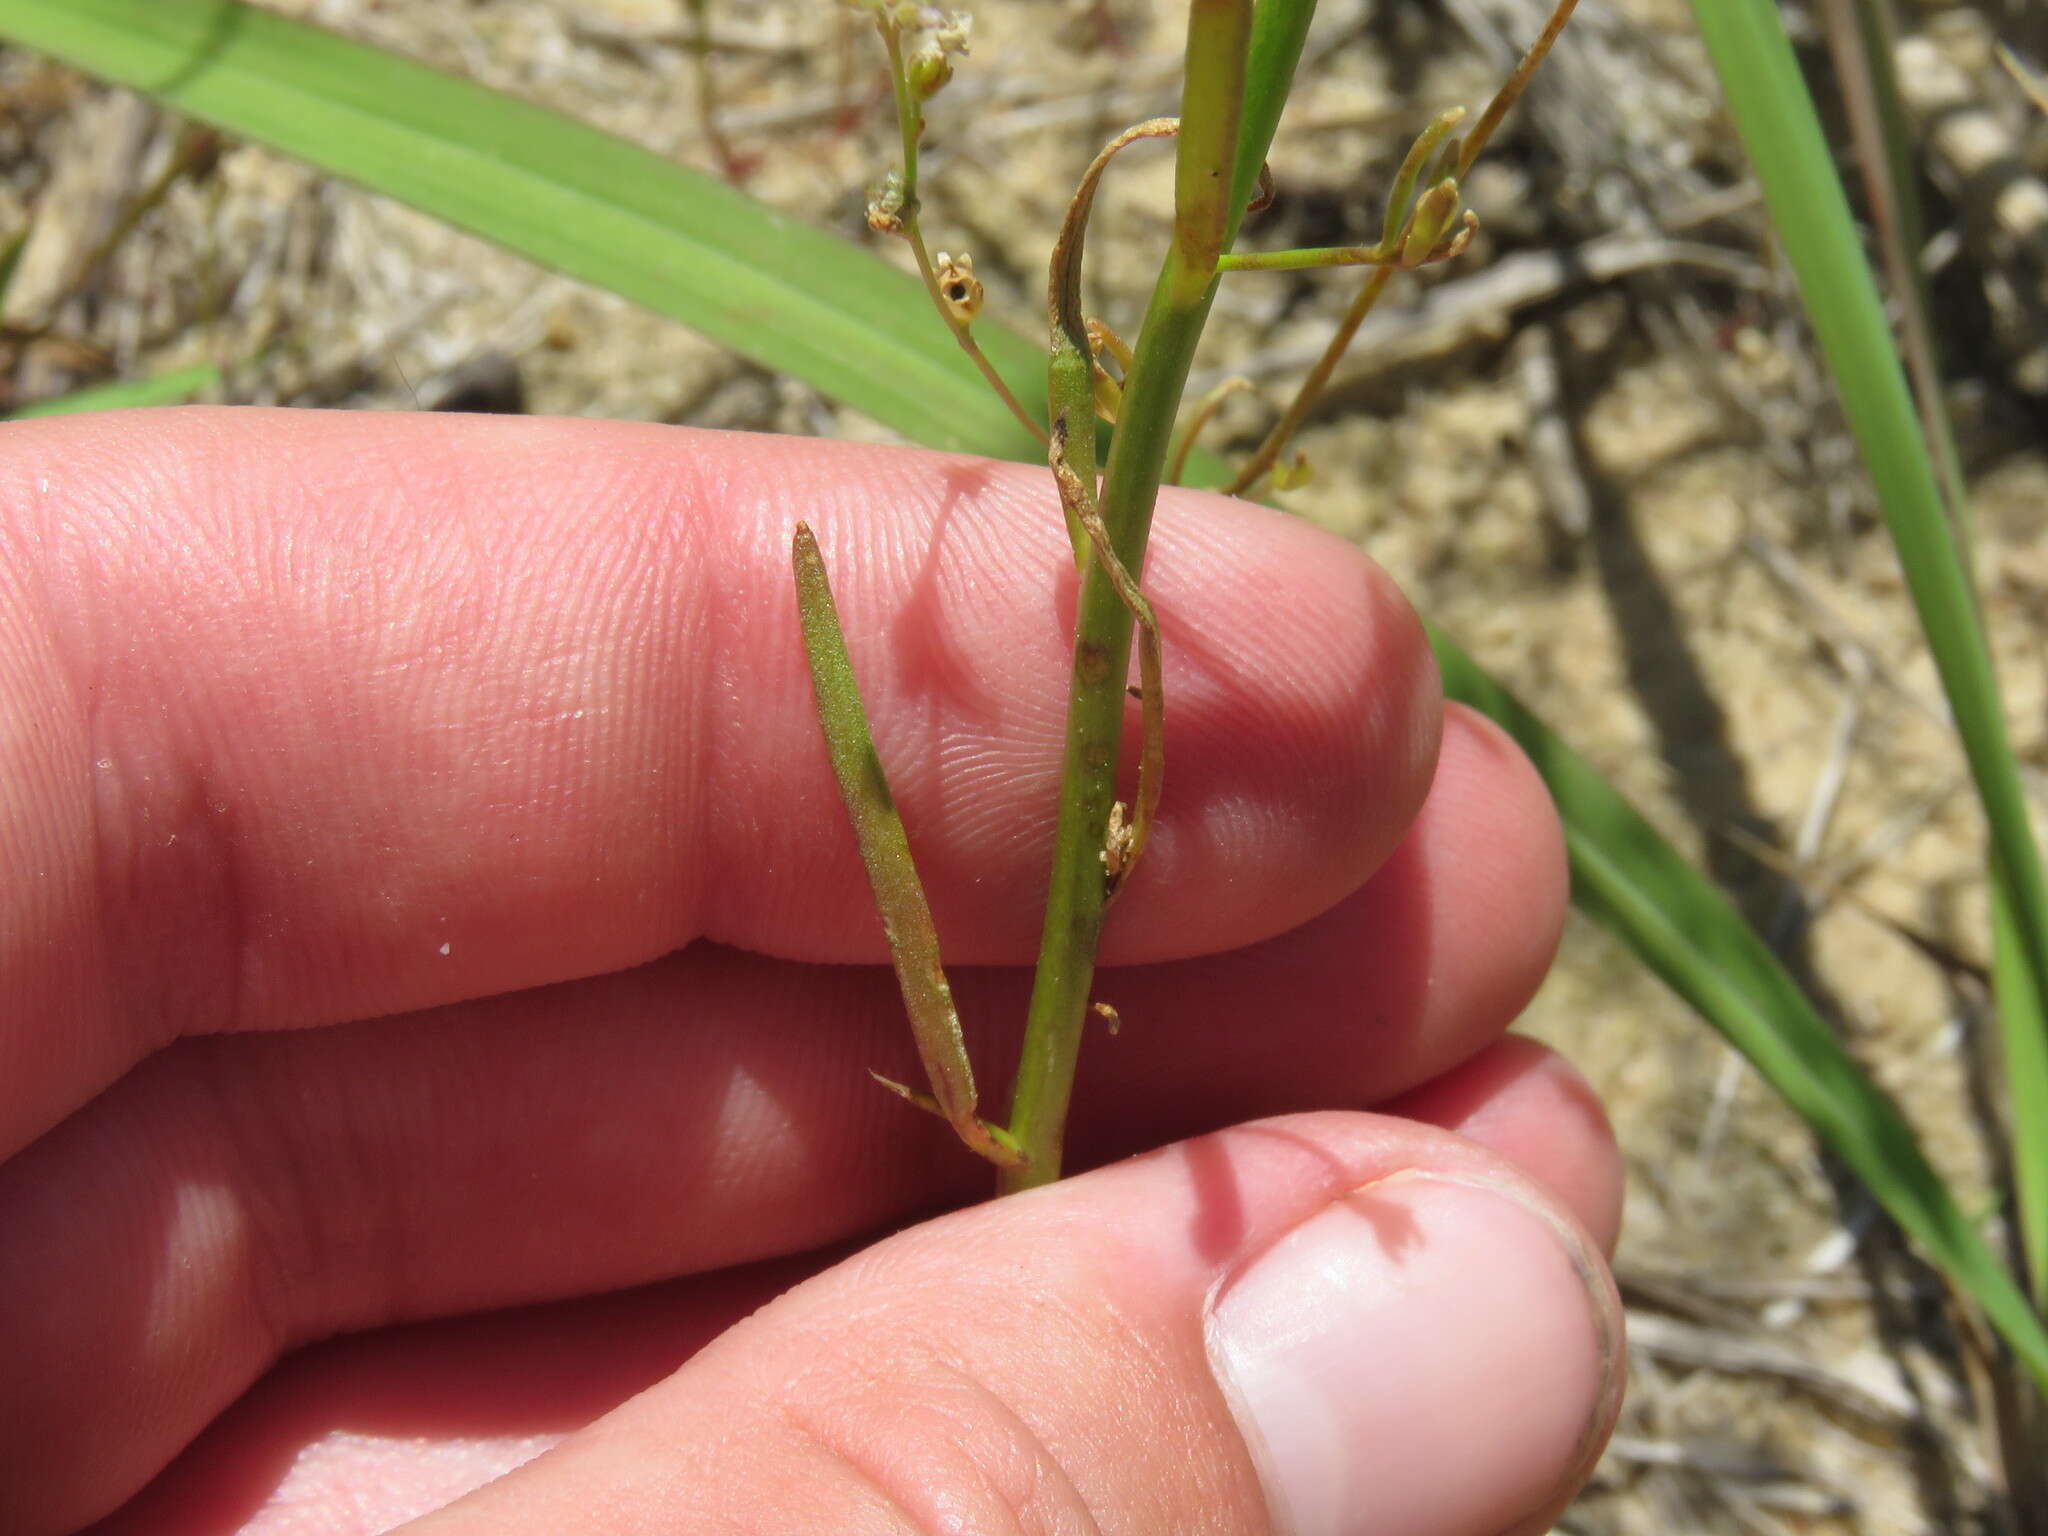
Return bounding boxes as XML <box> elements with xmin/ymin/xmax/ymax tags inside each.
<box><xmin>1435</xmin><ymin>624</ymin><xmax>2048</xmax><ymax>1390</ymax></box>
<box><xmin>1689</xmin><ymin>0</ymin><xmax>2048</xmax><ymax>1331</ymax></box>
<box><xmin>8</xmin><ymin>362</ymin><xmax>220</xmax><ymax>418</ymax></box>
<box><xmin>0</xmin><ymin>0</ymin><xmax>1043</xmax><ymax>458</ymax></box>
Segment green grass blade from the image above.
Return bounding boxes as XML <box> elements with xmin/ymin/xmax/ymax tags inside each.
<box><xmin>0</xmin><ymin>0</ymin><xmax>1043</xmax><ymax>459</ymax></box>
<box><xmin>1995</xmin><ymin>885</ymin><xmax>2048</xmax><ymax>1307</ymax></box>
<box><xmin>8</xmin><ymin>362</ymin><xmax>220</xmax><ymax>418</ymax></box>
<box><xmin>1435</xmin><ymin>624</ymin><xmax>2048</xmax><ymax>1391</ymax></box>
<box><xmin>0</xmin><ymin>224</ymin><xmax>29</xmax><ymax>312</ymax></box>
<box><xmin>1819</xmin><ymin>0</ymin><xmax>2041</xmax><ymax>1306</ymax></box>
<box><xmin>1690</xmin><ymin>0</ymin><xmax>2048</xmax><ymax>1324</ymax></box>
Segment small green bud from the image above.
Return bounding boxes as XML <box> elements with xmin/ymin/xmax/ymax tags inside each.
<box><xmin>907</xmin><ymin>47</ymin><xmax>952</xmax><ymax>98</ymax></box>
<box><xmin>1270</xmin><ymin>451</ymin><xmax>1313</xmax><ymax>491</ymax></box>
<box><xmin>1400</xmin><ymin>179</ymin><xmax>1459</xmax><ymax>265</ymax></box>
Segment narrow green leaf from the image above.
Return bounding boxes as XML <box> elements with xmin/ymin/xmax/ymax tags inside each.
<box><xmin>1434</xmin><ymin>624</ymin><xmax>2048</xmax><ymax>1391</ymax></box>
<box><xmin>791</xmin><ymin>521</ymin><xmax>1020</xmax><ymax>1170</ymax></box>
<box><xmin>1690</xmin><ymin>0</ymin><xmax>2048</xmax><ymax>1332</ymax></box>
<box><xmin>0</xmin><ymin>224</ymin><xmax>29</xmax><ymax>311</ymax></box>
<box><xmin>1994</xmin><ymin>886</ymin><xmax>2048</xmax><ymax>1307</ymax></box>
<box><xmin>1815</xmin><ymin>0</ymin><xmax>2044</xmax><ymax>1308</ymax></box>
<box><xmin>8</xmin><ymin>362</ymin><xmax>220</xmax><ymax>418</ymax></box>
<box><xmin>0</xmin><ymin>0</ymin><xmax>1043</xmax><ymax>459</ymax></box>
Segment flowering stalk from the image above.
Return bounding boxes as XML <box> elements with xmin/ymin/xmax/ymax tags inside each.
<box><xmin>799</xmin><ymin>0</ymin><xmax>1580</xmax><ymax>1193</ymax></box>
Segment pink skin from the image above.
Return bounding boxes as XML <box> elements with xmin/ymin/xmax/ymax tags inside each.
<box><xmin>0</xmin><ymin>411</ymin><xmax>1619</xmax><ymax>1535</ymax></box>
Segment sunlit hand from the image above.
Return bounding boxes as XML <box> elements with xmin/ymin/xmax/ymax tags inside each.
<box><xmin>0</xmin><ymin>409</ymin><xmax>1622</xmax><ymax>1535</ymax></box>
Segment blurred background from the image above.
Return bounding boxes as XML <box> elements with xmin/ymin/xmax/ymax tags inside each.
<box><xmin>6</xmin><ymin>1</ymin><xmax>2048</xmax><ymax>1528</ymax></box>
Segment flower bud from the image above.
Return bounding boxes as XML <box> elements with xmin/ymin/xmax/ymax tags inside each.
<box><xmin>907</xmin><ymin>47</ymin><xmax>952</xmax><ymax>98</ymax></box>
<box><xmin>1400</xmin><ymin>179</ymin><xmax>1460</xmax><ymax>266</ymax></box>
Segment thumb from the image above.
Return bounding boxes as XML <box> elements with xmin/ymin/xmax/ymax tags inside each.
<box><xmin>405</xmin><ymin>1111</ymin><xmax>1623</xmax><ymax>1536</ymax></box>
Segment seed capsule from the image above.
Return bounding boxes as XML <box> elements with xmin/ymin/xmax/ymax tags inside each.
<box><xmin>933</xmin><ymin>250</ymin><xmax>983</xmax><ymax>322</ymax></box>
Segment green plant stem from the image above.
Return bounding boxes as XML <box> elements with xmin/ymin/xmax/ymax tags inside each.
<box><xmin>880</xmin><ymin>20</ymin><xmax>922</xmax><ymax>210</ymax></box>
<box><xmin>1001</xmin><ymin>0</ymin><xmax>1252</xmax><ymax>1192</ymax></box>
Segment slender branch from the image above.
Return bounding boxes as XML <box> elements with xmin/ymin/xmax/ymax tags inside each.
<box><xmin>1166</xmin><ymin>375</ymin><xmax>1252</xmax><ymax>484</ymax></box>
<box><xmin>1222</xmin><ymin>262</ymin><xmax>1394</xmax><ymax>496</ymax></box>
<box><xmin>876</xmin><ymin>19</ymin><xmax>1048</xmax><ymax>444</ymax></box>
<box><xmin>1457</xmin><ymin>0</ymin><xmax>1582</xmax><ymax>176</ymax></box>
<box><xmin>685</xmin><ymin>0</ymin><xmax>745</xmax><ymax>180</ymax></box>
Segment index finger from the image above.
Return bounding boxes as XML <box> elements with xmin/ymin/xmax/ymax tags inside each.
<box><xmin>0</xmin><ymin>408</ymin><xmax>1439</xmax><ymax>1154</ymax></box>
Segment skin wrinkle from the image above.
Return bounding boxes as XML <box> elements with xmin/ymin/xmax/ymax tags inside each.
<box><xmin>73</xmin><ymin>508</ymin><xmax>259</xmax><ymax>1052</ymax></box>
<box><xmin>0</xmin><ymin>469</ymin><xmax>126</xmax><ymax>1160</ymax></box>
<box><xmin>918</xmin><ymin>1226</ymin><xmax>1219</xmax><ymax>1534</ymax></box>
<box><xmin>184</xmin><ymin>1040</ymin><xmax>373</xmax><ymax>1358</ymax></box>
<box><xmin>772</xmin><ymin>1313</ymin><xmax>1089</xmax><ymax>1536</ymax></box>
<box><xmin>1068</xmin><ymin>1288</ymin><xmax>1249</xmax><ymax>1535</ymax></box>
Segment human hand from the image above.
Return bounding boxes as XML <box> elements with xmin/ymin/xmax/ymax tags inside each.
<box><xmin>1</xmin><ymin>409</ymin><xmax>1622</xmax><ymax>1535</ymax></box>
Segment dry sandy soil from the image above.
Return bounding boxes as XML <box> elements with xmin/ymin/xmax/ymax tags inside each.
<box><xmin>7</xmin><ymin>0</ymin><xmax>2048</xmax><ymax>1530</ymax></box>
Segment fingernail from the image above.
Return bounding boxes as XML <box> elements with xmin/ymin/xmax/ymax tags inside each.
<box><xmin>1205</xmin><ymin>1171</ymin><xmax>1619</xmax><ymax>1536</ymax></box>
